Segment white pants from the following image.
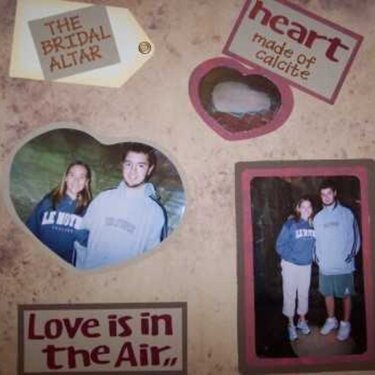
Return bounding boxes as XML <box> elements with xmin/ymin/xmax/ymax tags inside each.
<box><xmin>281</xmin><ymin>259</ymin><xmax>312</xmax><ymax>318</ymax></box>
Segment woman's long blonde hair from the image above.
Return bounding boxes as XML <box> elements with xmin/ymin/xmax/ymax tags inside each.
<box><xmin>50</xmin><ymin>161</ymin><xmax>92</xmax><ymax>214</ymax></box>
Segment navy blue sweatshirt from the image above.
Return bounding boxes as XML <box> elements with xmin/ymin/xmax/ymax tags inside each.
<box><xmin>276</xmin><ymin>218</ymin><xmax>315</xmax><ymax>265</ymax></box>
<box><xmin>26</xmin><ymin>194</ymin><xmax>88</xmax><ymax>264</ymax></box>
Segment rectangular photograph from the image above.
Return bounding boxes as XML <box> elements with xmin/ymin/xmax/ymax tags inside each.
<box><xmin>236</xmin><ymin>160</ymin><xmax>375</xmax><ymax>373</ymax></box>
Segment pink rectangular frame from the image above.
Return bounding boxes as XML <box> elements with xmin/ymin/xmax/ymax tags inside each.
<box><xmin>223</xmin><ymin>0</ymin><xmax>364</xmax><ymax>104</ymax></box>
<box><xmin>235</xmin><ymin>160</ymin><xmax>375</xmax><ymax>373</ymax></box>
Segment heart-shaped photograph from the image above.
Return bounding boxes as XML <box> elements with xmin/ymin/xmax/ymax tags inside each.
<box><xmin>189</xmin><ymin>57</ymin><xmax>294</xmax><ymax>140</ymax></box>
<box><xmin>9</xmin><ymin>127</ymin><xmax>185</xmax><ymax>271</ymax></box>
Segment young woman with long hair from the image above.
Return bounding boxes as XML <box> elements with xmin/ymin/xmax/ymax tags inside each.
<box><xmin>276</xmin><ymin>196</ymin><xmax>316</xmax><ymax>341</ymax></box>
<box><xmin>27</xmin><ymin>161</ymin><xmax>92</xmax><ymax>265</ymax></box>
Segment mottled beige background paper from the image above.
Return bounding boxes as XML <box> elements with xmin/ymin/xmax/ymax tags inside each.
<box><xmin>0</xmin><ymin>0</ymin><xmax>374</xmax><ymax>374</ymax></box>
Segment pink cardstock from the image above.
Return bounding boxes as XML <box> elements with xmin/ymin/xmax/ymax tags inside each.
<box><xmin>189</xmin><ymin>57</ymin><xmax>293</xmax><ymax>141</ymax></box>
<box><xmin>235</xmin><ymin>160</ymin><xmax>375</xmax><ymax>373</ymax></box>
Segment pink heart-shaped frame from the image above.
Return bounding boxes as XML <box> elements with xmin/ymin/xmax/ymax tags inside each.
<box><xmin>189</xmin><ymin>57</ymin><xmax>294</xmax><ymax>141</ymax></box>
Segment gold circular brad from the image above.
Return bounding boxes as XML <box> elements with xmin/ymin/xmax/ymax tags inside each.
<box><xmin>138</xmin><ymin>41</ymin><xmax>152</xmax><ymax>54</ymax></box>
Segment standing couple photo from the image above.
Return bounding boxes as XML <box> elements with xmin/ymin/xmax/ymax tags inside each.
<box><xmin>249</xmin><ymin>172</ymin><xmax>367</xmax><ymax>358</ymax></box>
<box><xmin>276</xmin><ymin>179</ymin><xmax>360</xmax><ymax>343</ymax></box>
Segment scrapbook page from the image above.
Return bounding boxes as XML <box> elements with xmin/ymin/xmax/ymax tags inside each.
<box><xmin>0</xmin><ymin>0</ymin><xmax>374</xmax><ymax>374</ymax></box>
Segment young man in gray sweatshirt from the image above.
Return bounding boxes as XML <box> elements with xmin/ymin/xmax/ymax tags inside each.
<box><xmin>314</xmin><ymin>180</ymin><xmax>360</xmax><ymax>341</ymax></box>
<box><xmin>75</xmin><ymin>143</ymin><xmax>168</xmax><ymax>270</ymax></box>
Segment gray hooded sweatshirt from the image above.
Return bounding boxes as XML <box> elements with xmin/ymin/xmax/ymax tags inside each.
<box><xmin>75</xmin><ymin>181</ymin><xmax>167</xmax><ymax>269</ymax></box>
<box><xmin>314</xmin><ymin>202</ymin><xmax>360</xmax><ymax>275</ymax></box>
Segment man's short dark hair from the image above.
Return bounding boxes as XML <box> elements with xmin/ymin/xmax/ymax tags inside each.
<box><xmin>320</xmin><ymin>179</ymin><xmax>337</xmax><ymax>192</ymax></box>
<box><xmin>121</xmin><ymin>142</ymin><xmax>157</xmax><ymax>169</ymax></box>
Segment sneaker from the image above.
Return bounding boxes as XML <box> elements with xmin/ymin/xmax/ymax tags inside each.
<box><xmin>320</xmin><ymin>317</ymin><xmax>338</xmax><ymax>335</ymax></box>
<box><xmin>337</xmin><ymin>321</ymin><xmax>351</xmax><ymax>341</ymax></box>
<box><xmin>297</xmin><ymin>320</ymin><xmax>311</xmax><ymax>335</ymax></box>
<box><xmin>288</xmin><ymin>324</ymin><xmax>298</xmax><ymax>341</ymax></box>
